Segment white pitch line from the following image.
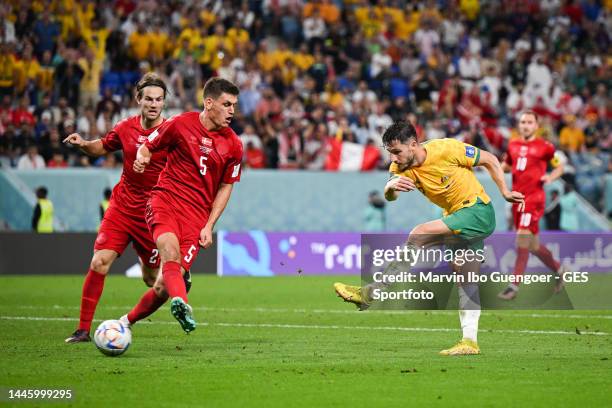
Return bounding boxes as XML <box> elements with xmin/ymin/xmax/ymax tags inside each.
<box><xmin>2</xmin><ymin>305</ymin><xmax>612</xmax><ymax>320</ymax></box>
<box><xmin>0</xmin><ymin>315</ymin><xmax>608</xmax><ymax>336</ymax></box>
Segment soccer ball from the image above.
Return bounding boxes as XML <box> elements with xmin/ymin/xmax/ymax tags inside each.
<box><xmin>94</xmin><ymin>320</ymin><xmax>132</xmax><ymax>356</ymax></box>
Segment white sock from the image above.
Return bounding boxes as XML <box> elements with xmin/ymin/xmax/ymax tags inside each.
<box><xmin>459</xmin><ymin>309</ymin><xmax>480</xmax><ymax>342</ymax></box>
<box><xmin>458</xmin><ymin>284</ymin><xmax>481</xmax><ymax>342</ymax></box>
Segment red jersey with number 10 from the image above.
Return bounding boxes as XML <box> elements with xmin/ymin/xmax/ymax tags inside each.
<box><xmin>505</xmin><ymin>138</ymin><xmax>556</xmax><ymax>204</ymax></box>
<box><xmin>101</xmin><ymin>115</ymin><xmax>167</xmax><ymax>217</ymax></box>
<box><xmin>144</xmin><ymin>111</ymin><xmax>243</xmax><ymax>220</ymax></box>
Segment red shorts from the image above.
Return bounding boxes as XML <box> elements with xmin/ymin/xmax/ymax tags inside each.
<box><xmin>146</xmin><ymin>193</ymin><xmax>206</xmax><ymax>271</ymax></box>
<box><xmin>94</xmin><ymin>205</ymin><xmax>160</xmax><ymax>268</ymax></box>
<box><xmin>512</xmin><ymin>201</ymin><xmax>544</xmax><ymax>234</ymax></box>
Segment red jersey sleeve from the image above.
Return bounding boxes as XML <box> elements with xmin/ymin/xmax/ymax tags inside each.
<box><xmin>222</xmin><ymin>137</ymin><xmax>243</xmax><ymax>184</ymax></box>
<box><xmin>101</xmin><ymin>128</ymin><xmax>122</xmax><ymax>152</ymax></box>
<box><xmin>543</xmin><ymin>141</ymin><xmax>555</xmax><ymax>162</ymax></box>
<box><xmin>145</xmin><ymin>118</ymin><xmax>177</xmax><ymax>152</ymax></box>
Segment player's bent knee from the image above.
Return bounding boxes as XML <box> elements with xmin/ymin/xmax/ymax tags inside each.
<box><xmin>90</xmin><ymin>254</ymin><xmax>113</xmax><ymax>274</ymax></box>
<box><xmin>408</xmin><ymin>227</ymin><xmax>427</xmax><ymax>246</ymax></box>
<box><xmin>158</xmin><ymin>245</ymin><xmax>181</xmax><ymax>263</ymax></box>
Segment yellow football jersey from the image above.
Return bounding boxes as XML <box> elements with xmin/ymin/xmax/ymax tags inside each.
<box><xmin>389</xmin><ymin>138</ymin><xmax>490</xmax><ymax>216</ymax></box>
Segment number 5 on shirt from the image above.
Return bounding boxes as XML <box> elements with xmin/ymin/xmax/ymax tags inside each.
<box><xmin>184</xmin><ymin>245</ymin><xmax>197</xmax><ymax>263</ymax></box>
<box><xmin>200</xmin><ymin>156</ymin><xmax>207</xmax><ymax>175</ymax></box>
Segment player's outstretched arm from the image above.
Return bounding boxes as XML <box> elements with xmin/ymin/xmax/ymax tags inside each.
<box><xmin>133</xmin><ymin>144</ymin><xmax>152</xmax><ymax>173</ymax></box>
<box><xmin>541</xmin><ymin>160</ymin><xmax>564</xmax><ymax>184</ymax></box>
<box><xmin>384</xmin><ymin>175</ymin><xmax>415</xmax><ymax>201</ymax></box>
<box><xmin>63</xmin><ymin>133</ymin><xmax>108</xmax><ymax>157</ymax></box>
<box><xmin>500</xmin><ymin>153</ymin><xmax>511</xmax><ymax>173</ymax></box>
<box><xmin>199</xmin><ymin>183</ymin><xmax>234</xmax><ymax>249</ymax></box>
<box><xmin>477</xmin><ymin>150</ymin><xmax>525</xmax><ymax>208</ymax></box>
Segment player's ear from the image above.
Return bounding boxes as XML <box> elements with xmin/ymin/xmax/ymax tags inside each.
<box><xmin>204</xmin><ymin>97</ymin><xmax>213</xmax><ymax>110</ymax></box>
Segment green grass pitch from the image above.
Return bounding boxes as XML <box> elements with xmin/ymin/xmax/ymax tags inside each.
<box><xmin>1</xmin><ymin>275</ymin><xmax>611</xmax><ymax>407</ymax></box>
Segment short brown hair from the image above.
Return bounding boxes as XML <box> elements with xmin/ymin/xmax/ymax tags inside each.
<box><xmin>520</xmin><ymin>110</ymin><xmax>539</xmax><ymax>122</ymax></box>
<box><xmin>136</xmin><ymin>73</ymin><xmax>167</xmax><ymax>98</ymax></box>
<box><xmin>382</xmin><ymin>121</ymin><xmax>418</xmax><ymax>146</ymax></box>
<box><xmin>203</xmin><ymin>77</ymin><xmax>240</xmax><ymax>100</ymax></box>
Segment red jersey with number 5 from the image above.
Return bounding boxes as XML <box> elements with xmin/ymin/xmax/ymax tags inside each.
<box><xmin>144</xmin><ymin>111</ymin><xmax>242</xmax><ymax>220</ymax></box>
<box><xmin>505</xmin><ymin>138</ymin><xmax>555</xmax><ymax>204</ymax></box>
<box><xmin>101</xmin><ymin>115</ymin><xmax>167</xmax><ymax>217</ymax></box>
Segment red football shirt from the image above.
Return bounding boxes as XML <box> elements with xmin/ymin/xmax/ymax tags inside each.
<box><xmin>505</xmin><ymin>138</ymin><xmax>555</xmax><ymax>204</ymax></box>
<box><xmin>101</xmin><ymin>115</ymin><xmax>167</xmax><ymax>217</ymax></box>
<box><xmin>145</xmin><ymin>111</ymin><xmax>243</xmax><ymax>220</ymax></box>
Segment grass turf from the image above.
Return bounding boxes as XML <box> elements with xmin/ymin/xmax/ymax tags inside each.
<box><xmin>1</xmin><ymin>275</ymin><xmax>611</xmax><ymax>407</ymax></box>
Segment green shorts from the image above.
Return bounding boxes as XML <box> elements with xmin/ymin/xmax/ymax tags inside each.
<box><xmin>441</xmin><ymin>199</ymin><xmax>496</xmax><ymax>250</ymax></box>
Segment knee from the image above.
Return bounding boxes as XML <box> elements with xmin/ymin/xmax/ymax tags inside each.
<box><xmin>159</xmin><ymin>245</ymin><xmax>181</xmax><ymax>263</ymax></box>
<box><xmin>408</xmin><ymin>226</ymin><xmax>426</xmax><ymax>247</ymax></box>
<box><xmin>515</xmin><ymin>237</ymin><xmax>532</xmax><ymax>250</ymax></box>
<box><xmin>90</xmin><ymin>254</ymin><xmax>112</xmax><ymax>274</ymax></box>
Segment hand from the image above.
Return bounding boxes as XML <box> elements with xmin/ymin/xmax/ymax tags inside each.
<box><xmin>63</xmin><ymin>133</ymin><xmax>85</xmax><ymax>147</ymax></box>
<box><xmin>385</xmin><ymin>176</ymin><xmax>416</xmax><ymax>193</ymax></box>
<box><xmin>199</xmin><ymin>224</ymin><xmax>213</xmax><ymax>248</ymax></box>
<box><xmin>540</xmin><ymin>174</ymin><xmax>553</xmax><ymax>184</ymax></box>
<box><xmin>503</xmin><ymin>190</ymin><xmax>525</xmax><ymax>212</ymax></box>
<box><xmin>133</xmin><ymin>154</ymin><xmax>150</xmax><ymax>173</ymax></box>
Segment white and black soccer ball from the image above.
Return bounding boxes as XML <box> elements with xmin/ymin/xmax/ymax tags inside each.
<box><xmin>94</xmin><ymin>320</ymin><xmax>132</xmax><ymax>356</ymax></box>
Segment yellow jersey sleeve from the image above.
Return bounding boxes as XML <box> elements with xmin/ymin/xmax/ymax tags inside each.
<box><xmin>550</xmin><ymin>151</ymin><xmax>562</xmax><ymax>168</ymax></box>
<box><xmin>444</xmin><ymin>138</ymin><xmax>480</xmax><ymax>168</ymax></box>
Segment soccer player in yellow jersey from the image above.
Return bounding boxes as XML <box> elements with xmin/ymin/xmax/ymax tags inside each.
<box><xmin>334</xmin><ymin>121</ymin><xmax>524</xmax><ymax>355</ymax></box>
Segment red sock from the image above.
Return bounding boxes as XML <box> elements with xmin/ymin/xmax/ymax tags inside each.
<box><xmin>78</xmin><ymin>269</ymin><xmax>106</xmax><ymax>332</ymax></box>
<box><xmin>534</xmin><ymin>245</ymin><xmax>561</xmax><ymax>273</ymax></box>
<box><xmin>512</xmin><ymin>247</ymin><xmax>530</xmax><ymax>286</ymax></box>
<box><xmin>162</xmin><ymin>261</ymin><xmax>187</xmax><ymax>302</ymax></box>
<box><xmin>127</xmin><ymin>288</ymin><xmax>168</xmax><ymax>324</ymax></box>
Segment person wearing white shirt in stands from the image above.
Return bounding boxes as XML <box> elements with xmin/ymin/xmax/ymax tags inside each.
<box><xmin>17</xmin><ymin>145</ymin><xmax>46</xmax><ymax>169</ymax></box>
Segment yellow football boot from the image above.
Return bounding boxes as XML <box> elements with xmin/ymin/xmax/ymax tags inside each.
<box><xmin>439</xmin><ymin>339</ymin><xmax>480</xmax><ymax>356</ymax></box>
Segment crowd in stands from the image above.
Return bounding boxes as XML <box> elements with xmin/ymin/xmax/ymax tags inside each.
<box><xmin>0</xmin><ymin>0</ymin><xmax>610</xmax><ymax>210</ymax></box>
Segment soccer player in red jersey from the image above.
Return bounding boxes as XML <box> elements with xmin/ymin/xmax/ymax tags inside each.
<box><xmin>498</xmin><ymin>110</ymin><xmax>566</xmax><ymax>300</ymax></box>
<box><xmin>63</xmin><ymin>73</ymin><xmax>181</xmax><ymax>343</ymax></box>
<box><xmin>124</xmin><ymin>77</ymin><xmax>242</xmax><ymax>333</ymax></box>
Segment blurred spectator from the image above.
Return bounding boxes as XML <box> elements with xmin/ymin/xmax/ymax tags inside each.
<box><xmin>559</xmin><ymin>184</ymin><xmax>579</xmax><ymax>231</ymax></box>
<box><xmin>17</xmin><ymin>145</ymin><xmax>45</xmax><ymax>169</ymax></box>
<box><xmin>46</xmin><ymin>150</ymin><xmax>68</xmax><ymax>168</ymax></box>
<box><xmin>278</xmin><ymin>122</ymin><xmax>302</xmax><ymax>168</ymax></box>
<box><xmin>559</xmin><ymin>115</ymin><xmax>585</xmax><ymax>152</ymax></box>
<box><xmin>363</xmin><ymin>190</ymin><xmax>386</xmax><ymax>231</ymax></box>
<box><xmin>78</xmin><ymin>48</ymin><xmax>102</xmax><ymax>108</ymax></box>
<box><xmin>32</xmin><ymin>11</ymin><xmax>60</xmax><ymax>58</ymax></box>
<box><xmin>244</xmin><ymin>141</ymin><xmax>266</xmax><ymax>169</ymax></box>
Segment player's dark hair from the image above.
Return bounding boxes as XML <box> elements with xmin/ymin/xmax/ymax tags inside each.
<box><xmin>136</xmin><ymin>73</ymin><xmax>167</xmax><ymax>99</ymax></box>
<box><xmin>36</xmin><ymin>186</ymin><xmax>48</xmax><ymax>199</ymax></box>
<box><xmin>203</xmin><ymin>77</ymin><xmax>240</xmax><ymax>100</ymax></box>
<box><xmin>520</xmin><ymin>110</ymin><xmax>539</xmax><ymax>122</ymax></box>
<box><xmin>382</xmin><ymin>121</ymin><xmax>418</xmax><ymax>146</ymax></box>
<box><xmin>104</xmin><ymin>188</ymin><xmax>112</xmax><ymax>200</ymax></box>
